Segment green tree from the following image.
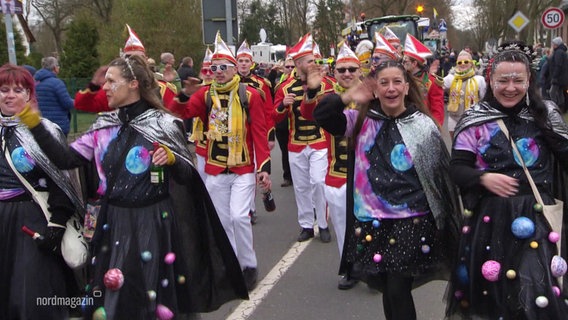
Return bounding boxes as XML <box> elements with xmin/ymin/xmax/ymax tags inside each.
<box><xmin>239</xmin><ymin>0</ymin><xmax>285</xmax><ymax>44</ymax></box>
<box><xmin>313</xmin><ymin>0</ymin><xmax>345</xmax><ymax>57</ymax></box>
<box><xmin>59</xmin><ymin>18</ymin><xmax>99</xmax><ymax>78</ymax></box>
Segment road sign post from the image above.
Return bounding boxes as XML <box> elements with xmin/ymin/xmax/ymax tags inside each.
<box><xmin>202</xmin><ymin>0</ymin><xmax>238</xmax><ymax>45</ymax></box>
<box><xmin>541</xmin><ymin>7</ymin><xmax>565</xmax><ymax>29</ymax></box>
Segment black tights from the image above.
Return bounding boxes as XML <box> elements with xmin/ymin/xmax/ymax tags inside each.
<box><xmin>381</xmin><ymin>274</ymin><xmax>416</xmax><ymax>320</ymax></box>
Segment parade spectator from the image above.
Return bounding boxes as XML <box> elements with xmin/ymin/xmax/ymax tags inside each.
<box><xmin>538</xmin><ymin>47</ymin><xmax>551</xmax><ymax>100</ymax></box>
<box><xmin>548</xmin><ymin>37</ymin><xmax>568</xmax><ymax>113</ymax></box>
<box><xmin>158</xmin><ymin>52</ymin><xmax>181</xmax><ymax>93</ymax></box>
<box><xmin>443</xmin><ymin>50</ymin><xmax>487</xmax><ymax>139</ymax></box>
<box><xmin>402</xmin><ymin>34</ymin><xmax>445</xmax><ymax>126</ymax></box>
<box><xmin>445</xmin><ymin>42</ymin><xmax>568</xmax><ymax>319</ymax></box>
<box><xmin>177</xmin><ymin>56</ymin><xmax>197</xmax><ymax>82</ymax></box>
<box><xmin>273</xmin><ymin>33</ymin><xmax>334</xmax><ymax>243</ymax></box>
<box><xmin>314</xmin><ymin>60</ymin><xmax>460</xmax><ymax>320</ymax></box>
<box><xmin>74</xmin><ymin>24</ymin><xmax>176</xmax><ymax>113</ymax></box>
<box><xmin>18</xmin><ymin>55</ymin><xmax>248</xmax><ymax>318</ymax></box>
<box><xmin>0</xmin><ymin>63</ymin><xmax>83</xmax><ymax>320</ymax></box>
<box><xmin>34</xmin><ymin>56</ymin><xmax>74</xmax><ymax>136</ymax></box>
<box><xmin>169</xmin><ymin>32</ymin><xmax>272</xmax><ymax>291</ymax></box>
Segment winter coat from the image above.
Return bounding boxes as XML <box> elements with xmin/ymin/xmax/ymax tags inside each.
<box><xmin>34</xmin><ymin>68</ymin><xmax>74</xmax><ymax>135</ymax></box>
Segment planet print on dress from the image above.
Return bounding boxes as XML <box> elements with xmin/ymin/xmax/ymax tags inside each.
<box><xmin>511</xmin><ymin>217</ymin><xmax>535</xmax><ymax>239</ymax></box>
<box><xmin>125</xmin><ymin>145</ymin><xmax>151</xmax><ymax>174</ymax></box>
<box><xmin>550</xmin><ymin>255</ymin><xmax>567</xmax><ymax>278</ymax></box>
<box><xmin>513</xmin><ymin>138</ymin><xmax>539</xmax><ymax>167</ymax></box>
<box><xmin>11</xmin><ymin>147</ymin><xmax>35</xmax><ymax>173</ymax></box>
<box><xmin>390</xmin><ymin>144</ymin><xmax>413</xmax><ymax>171</ymax></box>
<box><xmin>481</xmin><ymin>260</ymin><xmax>500</xmax><ymax>282</ymax></box>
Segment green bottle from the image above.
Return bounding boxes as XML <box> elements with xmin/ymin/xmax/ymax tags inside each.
<box><xmin>150</xmin><ymin>142</ymin><xmax>164</xmax><ymax>184</ymax></box>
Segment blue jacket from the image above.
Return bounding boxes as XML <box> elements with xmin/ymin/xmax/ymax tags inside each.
<box><xmin>34</xmin><ymin>68</ymin><xmax>74</xmax><ymax>135</ymax></box>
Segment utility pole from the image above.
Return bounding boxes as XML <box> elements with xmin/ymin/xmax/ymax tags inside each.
<box><xmin>225</xmin><ymin>0</ymin><xmax>233</xmax><ymax>45</ymax></box>
<box><xmin>3</xmin><ymin>10</ymin><xmax>17</xmax><ymax>64</ymax></box>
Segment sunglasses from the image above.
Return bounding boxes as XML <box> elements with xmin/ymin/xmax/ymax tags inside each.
<box><xmin>210</xmin><ymin>64</ymin><xmax>234</xmax><ymax>72</ymax></box>
<box><xmin>201</xmin><ymin>68</ymin><xmax>213</xmax><ymax>75</ymax></box>
<box><xmin>336</xmin><ymin>67</ymin><xmax>359</xmax><ymax>74</ymax></box>
<box><xmin>371</xmin><ymin>57</ymin><xmax>382</xmax><ymax>63</ymax></box>
<box><xmin>457</xmin><ymin>60</ymin><xmax>471</xmax><ymax>66</ymax></box>
<box><xmin>284</xmin><ymin>66</ymin><xmax>295</xmax><ymax>69</ymax></box>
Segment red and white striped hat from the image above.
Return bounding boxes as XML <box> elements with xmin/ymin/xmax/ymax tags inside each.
<box><xmin>212</xmin><ymin>31</ymin><xmax>237</xmax><ymax>65</ymax></box>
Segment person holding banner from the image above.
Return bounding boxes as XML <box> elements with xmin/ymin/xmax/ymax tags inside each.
<box><xmin>445</xmin><ymin>42</ymin><xmax>568</xmax><ymax>319</ymax></box>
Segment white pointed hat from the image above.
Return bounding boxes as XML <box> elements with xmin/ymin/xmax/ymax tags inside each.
<box><xmin>336</xmin><ymin>42</ymin><xmax>360</xmax><ymax>65</ymax></box>
<box><xmin>212</xmin><ymin>31</ymin><xmax>237</xmax><ymax>65</ymax></box>
<box><xmin>382</xmin><ymin>27</ymin><xmax>400</xmax><ymax>46</ymax></box>
<box><xmin>202</xmin><ymin>46</ymin><xmax>213</xmax><ymax>67</ymax></box>
<box><xmin>313</xmin><ymin>41</ymin><xmax>322</xmax><ymax>59</ymax></box>
<box><xmin>289</xmin><ymin>33</ymin><xmax>313</xmax><ymax>61</ymax></box>
<box><xmin>373</xmin><ymin>32</ymin><xmax>398</xmax><ymax>60</ymax></box>
<box><xmin>237</xmin><ymin>40</ymin><xmax>253</xmax><ymax>60</ymax></box>
<box><xmin>403</xmin><ymin>33</ymin><xmax>432</xmax><ymax>65</ymax></box>
<box><xmin>123</xmin><ymin>24</ymin><xmax>145</xmax><ymax>55</ymax></box>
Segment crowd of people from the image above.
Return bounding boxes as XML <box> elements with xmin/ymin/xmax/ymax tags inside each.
<box><xmin>0</xmin><ymin>23</ymin><xmax>567</xmax><ymax>320</ymax></box>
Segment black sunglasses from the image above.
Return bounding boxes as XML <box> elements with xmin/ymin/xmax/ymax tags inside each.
<box><xmin>210</xmin><ymin>64</ymin><xmax>234</xmax><ymax>72</ymax></box>
<box><xmin>336</xmin><ymin>67</ymin><xmax>359</xmax><ymax>74</ymax></box>
<box><xmin>284</xmin><ymin>66</ymin><xmax>295</xmax><ymax>69</ymax></box>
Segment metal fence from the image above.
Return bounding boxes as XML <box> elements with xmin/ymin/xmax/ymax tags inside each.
<box><xmin>62</xmin><ymin>77</ymin><xmax>92</xmax><ymax>135</ymax></box>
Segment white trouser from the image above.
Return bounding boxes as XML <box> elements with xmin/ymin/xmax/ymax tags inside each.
<box><xmin>288</xmin><ymin>146</ymin><xmax>328</xmax><ymax>229</ymax></box>
<box><xmin>206</xmin><ymin>172</ymin><xmax>257</xmax><ymax>269</ymax></box>
<box><xmin>325</xmin><ymin>184</ymin><xmax>346</xmax><ymax>256</ymax></box>
<box><xmin>196</xmin><ymin>154</ymin><xmax>207</xmax><ymax>182</ymax></box>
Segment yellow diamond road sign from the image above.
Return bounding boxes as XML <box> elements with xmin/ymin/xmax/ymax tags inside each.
<box><xmin>509</xmin><ymin>11</ymin><xmax>529</xmax><ymax>33</ymax></box>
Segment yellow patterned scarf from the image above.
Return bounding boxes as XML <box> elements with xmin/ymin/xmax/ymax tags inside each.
<box><xmin>207</xmin><ymin>75</ymin><xmax>245</xmax><ymax>166</ymax></box>
<box><xmin>448</xmin><ymin>68</ymin><xmax>479</xmax><ymax>112</ymax></box>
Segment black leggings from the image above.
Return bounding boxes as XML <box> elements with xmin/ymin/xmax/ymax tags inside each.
<box><xmin>381</xmin><ymin>274</ymin><xmax>416</xmax><ymax>320</ymax></box>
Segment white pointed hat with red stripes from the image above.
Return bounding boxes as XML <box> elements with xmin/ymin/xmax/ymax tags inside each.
<box><xmin>373</xmin><ymin>32</ymin><xmax>398</xmax><ymax>60</ymax></box>
<box><xmin>336</xmin><ymin>42</ymin><xmax>360</xmax><ymax>65</ymax></box>
<box><xmin>403</xmin><ymin>33</ymin><xmax>432</xmax><ymax>65</ymax></box>
<box><xmin>123</xmin><ymin>24</ymin><xmax>145</xmax><ymax>56</ymax></box>
<box><xmin>212</xmin><ymin>31</ymin><xmax>237</xmax><ymax>65</ymax></box>
<box><xmin>237</xmin><ymin>40</ymin><xmax>253</xmax><ymax>60</ymax></box>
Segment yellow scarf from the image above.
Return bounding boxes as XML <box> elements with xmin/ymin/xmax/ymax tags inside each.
<box><xmin>190</xmin><ymin>118</ymin><xmax>204</xmax><ymax>141</ymax></box>
<box><xmin>207</xmin><ymin>75</ymin><xmax>245</xmax><ymax>166</ymax></box>
<box><xmin>190</xmin><ymin>81</ymin><xmax>214</xmax><ymax>142</ymax></box>
<box><xmin>448</xmin><ymin>68</ymin><xmax>479</xmax><ymax>112</ymax></box>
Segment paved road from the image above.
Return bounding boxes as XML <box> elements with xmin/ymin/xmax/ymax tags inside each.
<box><xmin>197</xmin><ymin>141</ymin><xmax>449</xmax><ymax>320</ymax></box>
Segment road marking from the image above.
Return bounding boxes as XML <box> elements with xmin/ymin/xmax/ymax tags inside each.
<box><xmin>225</xmin><ymin>239</ymin><xmax>313</xmax><ymax>320</ymax></box>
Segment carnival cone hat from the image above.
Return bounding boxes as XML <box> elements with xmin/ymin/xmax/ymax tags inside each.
<box><xmin>123</xmin><ymin>24</ymin><xmax>145</xmax><ymax>56</ymax></box>
<box><xmin>382</xmin><ymin>26</ymin><xmax>400</xmax><ymax>46</ymax></box>
<box><xmin>212</xmin><ymin>31</ymin><xmax>237</xmax><ymax>65</ymax></box>
<box><xmin>203</xmin><ymin>46</ymin><xmax>213</xmax><ymax>67</ymax></box>
<box><xmin>336</xmin><ymin>42</ymin><xmax>360</xmax><ymax>65</ymax></box>
<box><xmin>237</xmin><ymin>40</ymin><xmax>253</xmax><ymax>60</ymax></box>
<box><xmin>374</xmin><ymin>32</ymin><xmax>398</xmax><ymax>60</ymax></box>
<box><xmin>290</xmin><ymin>33</ymin><xmax>314</xmax><ymax>61</ymax></box>
<box><xmin>403</xmin><ymin>33</ymin><xmax>432</xmax><ymax>65</ymax></box>
<box><xmin>313</xmin><ymin>41</ymin><xmax>323</xmax><ymax>60</ymax></box>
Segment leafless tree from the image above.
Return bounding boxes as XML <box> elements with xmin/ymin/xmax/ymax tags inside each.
<box><xmin>31</xmin><ymin>0</ymin><xmax>84</xmax><ymax>54</ymax></box>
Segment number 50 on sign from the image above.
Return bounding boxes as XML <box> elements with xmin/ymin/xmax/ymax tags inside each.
<box><xmin>541</xmin><ymin>7</ymin><xmax>565</xmax><ymax>29</ymax></box>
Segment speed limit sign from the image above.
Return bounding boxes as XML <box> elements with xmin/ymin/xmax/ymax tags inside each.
<box><xmin>542</xmin><ymin>7</ymin><xmax>565</xmax><ymax>29</ymax></box>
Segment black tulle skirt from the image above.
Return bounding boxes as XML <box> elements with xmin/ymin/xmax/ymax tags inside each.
<box><xmin>86</xmin><ymin>198</ymin><xmax>194</xmax><ymax>319</ymax></box>
<box><xmin>343</xmin><ymin>213</ymin><xmax>449</xmax><ymax>290</ymax></box>
<box><xmin>0</xmin><ymin>200</ymin><xmax>74</xmax><ymax>320</ymax></box>
<box><xmin>445</xmin><ymin>193</ymin><xmax>568</xmax><ymax>319</ymax></box>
